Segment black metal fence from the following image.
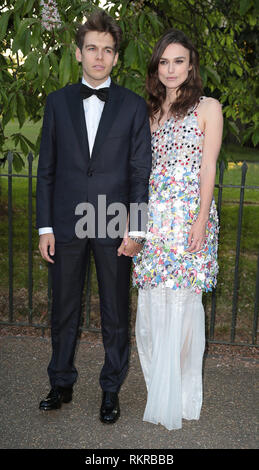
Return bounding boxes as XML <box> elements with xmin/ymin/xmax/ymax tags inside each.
<box><xmin>0</xmin><ymin>151</ymin><xmax>258</xmax><ymax>347</ymax></box>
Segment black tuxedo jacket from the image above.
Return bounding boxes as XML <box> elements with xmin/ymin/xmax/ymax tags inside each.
<box><xmin>36</xmin><ymin>81</ymin><xmax>152</xmax><ymax>244</ymax></box>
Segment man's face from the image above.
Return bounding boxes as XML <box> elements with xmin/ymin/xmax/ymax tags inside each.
<box><xmin>76</xmin><ymin>31</ymin><xmax>118</xmax><ymax>87</ymax></box>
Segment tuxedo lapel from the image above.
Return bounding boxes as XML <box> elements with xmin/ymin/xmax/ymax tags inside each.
<box><xmin>90</xmin><ymin>81</ymin><xmax>122</xmax><ymax>166</ymax></box>
<box><xmin>65</xmin><ymin>83</ymin><xmax>90</xmax><ymax>162</ymax></box>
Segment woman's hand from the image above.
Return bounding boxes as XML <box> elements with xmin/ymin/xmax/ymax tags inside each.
<box><xmin>187</xmin><ymin>217</ymin><xmax>207</xmax><ymax>253</ymax></box>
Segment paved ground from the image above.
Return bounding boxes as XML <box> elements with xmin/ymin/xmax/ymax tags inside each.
<box><xmin>0</xmin><ymin>334</ymin><xmax>258</xmax><ymax>450</ymax></box>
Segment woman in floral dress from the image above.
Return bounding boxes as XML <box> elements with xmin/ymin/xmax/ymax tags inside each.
<box><xmin>132</xmin><ymin>30</ymin><xmax>223</xmax><ymax>430</ymax></box>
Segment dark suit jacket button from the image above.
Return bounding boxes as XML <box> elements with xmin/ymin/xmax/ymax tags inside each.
<box><xmin>87</xmin><ymin>169</ymin><xmax>93</xmax><ymax>176</ymax></box>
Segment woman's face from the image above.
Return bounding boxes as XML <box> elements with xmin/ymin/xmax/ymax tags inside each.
<box><xmin>158</xmin><ymin>42</ymin><xmax>192</xmax><ymax>91</ymax></box>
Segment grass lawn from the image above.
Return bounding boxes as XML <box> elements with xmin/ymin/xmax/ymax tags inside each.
<box><xmin>0</xmin><ymin>120</ymin><xmax>259</xmax><ymax>344</ymax></box>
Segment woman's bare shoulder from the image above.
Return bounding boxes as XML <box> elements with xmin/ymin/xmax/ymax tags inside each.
<box><xmin>198</xmin><ymin>97</ymin><xmax>223</xmax><ymax>123</ymax></box>
<box><xmin>200</xmin><ymin>97</ymin><xmax>222</xmax><ymax>112</ymax></box>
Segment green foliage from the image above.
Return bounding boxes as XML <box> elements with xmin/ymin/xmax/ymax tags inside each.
<box><xmin>0</xmin><ymin>0</ymin><xmax>258</xmax><ymax>170</ymax></box>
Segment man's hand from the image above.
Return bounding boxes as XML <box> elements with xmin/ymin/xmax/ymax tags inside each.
<box><xmin>39</xmin><ymin>233</ymin><xmax>55</xmax><ymax>263</ymax></box>
<box><xmin>117</xmin><ymin>237</ymin><xmax>143</xmax><ymax>257</ymax></box>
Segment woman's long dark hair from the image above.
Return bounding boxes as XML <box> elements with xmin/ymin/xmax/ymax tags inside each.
<box><xmin>147</xmin><ymin>29</ymin><xmax>203</xmax><ymax>122</ymax></box>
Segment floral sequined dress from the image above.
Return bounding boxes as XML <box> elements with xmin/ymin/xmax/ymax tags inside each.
<box><xmin>133</xmin><ymin>98</ymin><xmax>219</xmax><ymax>431</ymax></box>
<box><xmin>133</xmin><ymin>97</ymin><xmax>219</xmax><ymax>293</ymax></box>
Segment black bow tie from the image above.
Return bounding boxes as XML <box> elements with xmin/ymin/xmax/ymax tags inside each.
<box><xmin>80</xmin><ymin>84</ymin><xmax>109</xmax><ymax>102</ymax></box>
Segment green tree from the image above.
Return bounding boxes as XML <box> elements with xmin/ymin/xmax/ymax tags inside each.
<box><xmin>0</xmin><ymin>0</ymin><xmax>258</xmax><ymax>171</ymax></box>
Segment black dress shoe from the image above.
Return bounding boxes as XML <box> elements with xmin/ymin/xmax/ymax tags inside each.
<box><xmin>100</xmin><ymin>391</ymin><xmax>120</xmax><ymax>424</ymax></box>
<box><xmin>39</xmin><ymin>387</ymin><xmax>73</xmax><ymax>411</ymax></box>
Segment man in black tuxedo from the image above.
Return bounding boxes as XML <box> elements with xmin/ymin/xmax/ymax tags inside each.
<box><xmin>36</xmin><ymin>11</ymin><xmax>152</xmax><ymax>424</ymax></box>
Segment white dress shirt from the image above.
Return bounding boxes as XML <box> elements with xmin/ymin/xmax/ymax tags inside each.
<box><xmin>82</xmin><ymin>76</ymin><xmax>110</xmax><ymax>156</ymax></box>
<box><xmin>39</xmin><ymin>76</ymin><xmax>145</xmax><ymax>239</ymax></box>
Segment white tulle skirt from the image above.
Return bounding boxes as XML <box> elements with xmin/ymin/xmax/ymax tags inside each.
<box><xmin>135</xmin><ymin>285</ymin><xmax>205</xmax><ymax>430</ymax></box>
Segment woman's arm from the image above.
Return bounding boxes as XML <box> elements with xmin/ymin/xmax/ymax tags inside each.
<box><xmin>187</xmin><ymin>98</ymin><xmax>223</xmax><ymax>253</ymax></box>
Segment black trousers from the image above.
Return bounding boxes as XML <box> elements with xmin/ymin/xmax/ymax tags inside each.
<box><xmin>47</xmin><ymin>237</ymin><xmax>132</xmax><ymax>392</ymax></box>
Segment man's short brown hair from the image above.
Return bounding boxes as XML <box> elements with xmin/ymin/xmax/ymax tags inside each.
<box><xmin>76</xmin><ymin>10</ymin><xmax>123</xmax><ymax>52</ymax></box>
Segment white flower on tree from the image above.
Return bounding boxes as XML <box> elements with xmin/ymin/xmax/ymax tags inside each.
<box><xmin>40</xmin><ymin>0</ymin><xmax>62</xmax><ymax>31</ymax></box>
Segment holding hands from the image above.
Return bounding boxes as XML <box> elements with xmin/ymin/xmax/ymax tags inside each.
<box><xmin>117</xmin><ymin>235</ymin><xmax>143</xmax><ymax>257</ymax></box>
